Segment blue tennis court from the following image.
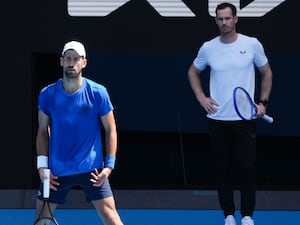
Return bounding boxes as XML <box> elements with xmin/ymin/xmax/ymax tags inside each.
<box><xmin>1</xmin><ymin>209</ymin><xmax>300</xmax><ymax>225</ymax></box>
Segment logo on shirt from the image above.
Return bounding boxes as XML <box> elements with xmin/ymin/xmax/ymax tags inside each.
<box><xmin>79</xmin><ymin>104</ymin><xmax>91</xmax><ymax>114</ymax></box>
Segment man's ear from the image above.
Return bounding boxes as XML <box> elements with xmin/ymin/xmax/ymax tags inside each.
<box><xmin>60</xmin><ymin>57</ymin><xmax>63</xmax><ymax>66</ymax></box>
<box><xmin>234</xmin><ymin>15</ymin><xmax>238</xmax><ymax>24</ymax></box>
<box><xmin>82</xmin><ymin>58</ymin><xmax>87</xmax><ymax>68</ymax></box>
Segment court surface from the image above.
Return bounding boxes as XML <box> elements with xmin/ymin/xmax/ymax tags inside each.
<box><xmin>0</xmin><ymin>209</ymin><xmax>299</xmax><ymax>225</ymax></box>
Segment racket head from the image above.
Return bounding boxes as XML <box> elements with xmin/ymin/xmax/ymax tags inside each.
<box><xmin>34</xmin><ymin>200</ymin><xmax>59</xmax><ymax>225</ymax></box>
<box><xmin>34</xmin><ymin>217</ymin><xmax>58</xmax><ymax>225</ymax></box>
<box><xmin>233</xmin><ymin>87</ymin><xmax>256</xmax><ymax>120</ymax></box>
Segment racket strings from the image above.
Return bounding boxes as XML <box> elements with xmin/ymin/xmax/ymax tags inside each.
<box><xmin>34</xmin><ymin>201</ymin><xmax>59</xmax><ymax>225</ymax></box>
<box><xmin>234</xmin><ymin>88</ymin><xmax>256</xmax><ymax>120</ymax></box>
<box><xmin>34</xmin><ymin>218</ymin><xmax>56</xmax><ymax>225</ymax></box>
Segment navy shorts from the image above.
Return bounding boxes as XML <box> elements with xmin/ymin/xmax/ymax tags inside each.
<box><xmin>37</xmin><ymin>171</ymin><xmax>113</xmax><ymax>204</ymax></box>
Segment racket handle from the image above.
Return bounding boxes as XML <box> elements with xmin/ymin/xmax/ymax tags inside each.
<box><xmin>262</xmin><ymin>114</ymin><xmax>273</xmax><ymax>123</ymax></box>
<box><xmin>43</xmin><ymin>169</ymin><xmax>50</xmax><ymax>198</ymax></box>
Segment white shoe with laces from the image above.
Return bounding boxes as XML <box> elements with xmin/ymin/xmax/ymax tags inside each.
<box><xmin>241</xmin><ymin>216</ymin><xmax>254</xmax><ymax>225</ymax></box>
<box><xmin>224</xmin><ymin>215</ymin><xmax>236</xmax><ymax>225</ymax></box>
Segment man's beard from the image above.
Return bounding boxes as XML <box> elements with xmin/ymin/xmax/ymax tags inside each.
<box><xmin>64</xmin><ymin>68</ymin><xmax>80</xmax><ymax>78</ymax></box>
<box><xmin>220</xmin><ymin>25</ymin><xmax>233</xmax><ymax>34</ymax></box>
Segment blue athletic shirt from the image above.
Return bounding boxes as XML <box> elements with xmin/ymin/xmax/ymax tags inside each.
<box><xmin>38</xmin><ymin>78</ymin><xmax>114</xmax><ymax>177</ymax></box>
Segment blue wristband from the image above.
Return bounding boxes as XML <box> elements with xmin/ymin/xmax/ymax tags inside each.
<box><xmin>105</xmin><ymin>155</ymin><xmax>116</xmax><ymax>169</ymax></box>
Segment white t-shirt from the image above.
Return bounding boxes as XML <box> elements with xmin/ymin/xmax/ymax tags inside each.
<box><xmin>193</xmin><ymin>33</ymin><xmax>268</xmax><ymax>121</ymax></box>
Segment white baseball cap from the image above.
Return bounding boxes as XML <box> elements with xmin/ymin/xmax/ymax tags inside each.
<box><xmin>62</xmin><ymin>41</ymin><xmax>86</xmax><ymax>58</ymax></box>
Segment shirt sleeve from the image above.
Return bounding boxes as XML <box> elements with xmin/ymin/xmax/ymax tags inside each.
<box><xmin>193</xmin><ymin>42</ymin><xmax>209</xmax><ymax>71</ymax></box>
<box><xmin>253</xmin><ymin>38</ymin><xmax>268</xmax><ymax>67</ymax></box>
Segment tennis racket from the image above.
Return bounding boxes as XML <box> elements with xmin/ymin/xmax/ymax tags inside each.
<box><xmin>233</xmin><ymin>86</ymin><xmax>273</xmax><ymax>123</ymax></box>
<box><xmin>33</xmin><ymin>169</ymin><xmax>59</xmax><ymax>225</ymax></box>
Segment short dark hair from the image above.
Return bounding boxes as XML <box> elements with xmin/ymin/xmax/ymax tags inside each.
<box><xmin>215</xmin><ymin>2</ymin><xmax>237</xmax><ymax>16</ymax></box>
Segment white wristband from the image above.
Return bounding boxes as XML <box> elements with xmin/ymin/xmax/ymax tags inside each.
<box><xmin>37</xmin><ymin>155</ymin><xmax>48</xmax><ymax>169</ymax></box>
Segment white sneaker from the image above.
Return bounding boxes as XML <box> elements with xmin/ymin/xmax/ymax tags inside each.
<box><xmin>241</xmin><ymin>216</ymin><xmax>254</xmax><ymax>225</ymax></box>
<box><xmin>224</xmin><ymin>215</ymin><xmax>236</xmax><ymax>225</ymax></box>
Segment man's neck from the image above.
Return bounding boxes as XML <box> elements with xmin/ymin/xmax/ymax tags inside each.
<box><xmin>62</xmin><ymin>76</ymin><xmax>83</xmax><ymax>93</ymax></box>
<box><xmin>220</xmin><ymin>31</ymin><xmax>238</xmax><ymax>43</ymax></box>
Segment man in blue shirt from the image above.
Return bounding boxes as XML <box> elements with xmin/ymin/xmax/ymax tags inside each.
<box><xmin>33</xmin><ymin>40</ymin><xmax>124</xmax><ymax>225</ymax></box>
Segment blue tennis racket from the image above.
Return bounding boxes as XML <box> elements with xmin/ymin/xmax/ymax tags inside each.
<box><xmin>233</xmin><ymin>86</ymin><xmax>273</xmax><ymax>123</ymax></box>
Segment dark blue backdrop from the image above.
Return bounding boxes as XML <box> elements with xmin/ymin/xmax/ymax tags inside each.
<box><xmin>85</xmin><ymin>53</ymin><xmax>300</xmax><ymax>136</ymax></box>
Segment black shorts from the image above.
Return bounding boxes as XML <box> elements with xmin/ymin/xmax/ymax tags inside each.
<box><xmin>37</xmin><ymin>171</ymin><xmax>113</xmax><ymax>204</ymax></box>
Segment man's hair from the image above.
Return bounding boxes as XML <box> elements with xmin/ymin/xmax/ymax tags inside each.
<box><xmin>215</xmin><ymin>2</ymin><xmax>237</xmax><ymax>16</ymax></box>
